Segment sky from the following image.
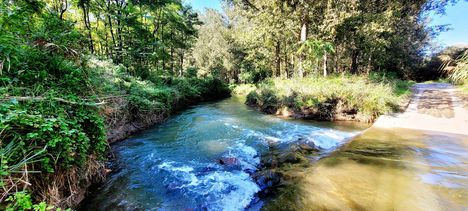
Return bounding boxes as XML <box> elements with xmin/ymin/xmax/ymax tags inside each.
<box><xmin>186</xmin><ymin>0</ymin><xmax>468</xmax><ymax>47</ymax></box>
<box><xmin>428</xmin><ymin>0</ymin><xmax>468</xmax><ymax>46</ymax></box>
<box><xmin>186</xmin><ymin>0</ymin><xmax>222</xmax><ymax>12</ymax></box>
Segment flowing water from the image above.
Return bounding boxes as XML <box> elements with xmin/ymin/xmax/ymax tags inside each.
<box><xmin>82</xmin><ymin>96</ymin><xmax>468</xmax><ymax>211</ymax></box>
<box><xmin>81</xmin><ymin>97</ymin><xmax>367</xmax><ymax>210</ymax></box>
<box><xmin>265</xmin><ymin>128</ymin><xmax>468</xmax><ymax>211</ymax></box>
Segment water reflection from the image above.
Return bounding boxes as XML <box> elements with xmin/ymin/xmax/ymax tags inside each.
<box><xmin>266</xmin><ymin>128</ymin><xmax>468</xmax><ymax>211</ymax></box>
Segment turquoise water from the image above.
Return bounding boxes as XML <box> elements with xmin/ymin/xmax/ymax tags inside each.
<box><xmin>82</xmin><ymin>97</ymin><xmax>366</xmax><ymax>210</ymax></box>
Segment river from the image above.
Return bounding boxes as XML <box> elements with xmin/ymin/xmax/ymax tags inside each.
<box><xmin>81</xmin><ymin>96</ymin><xmax>468</xmax><ymax>211</ymax></box>
<box><xmin>81</xmin><ymin>97</ymin><xmax>366</xmax><ymax>210</ymax></box>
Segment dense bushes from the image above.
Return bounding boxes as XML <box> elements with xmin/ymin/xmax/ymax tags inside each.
<box><xmin>1</xmin><ymin>11</ymin><xmax>229</xmax><ymax>207</ymax></box>
<box><xmin>0</xmin><ymin>48</ymin><xmax>230</xmax><ymax>205</ymax></box>
<box><xmin>88</xmin><ymin>58</ymin><xmax>230</xmax><ymax>117</ymax></box>
<box><xmin>0</xmin><ymin>102</ymin><xmax>106</xmax><ymax>172</ymax></box>
<box><xmin>246</xmin><ymin>76</ymin><xmax>413</xmax><ymax>122</ymax></box>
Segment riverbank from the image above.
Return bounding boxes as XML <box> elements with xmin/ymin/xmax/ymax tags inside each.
<box><xmin>79</xmin><ymin>96</ymin><xmax>366</xmax><ymax>210</ymax></box>
<box><xmin>262</xmin><ymin>82</ymin><xmax>468</xmax><ymax>210</ymax></box>
<box><xmin>0</xmin><ymin>57</ymin><xmax>230</xmax><ymax>209</ymax></box>
<box><xmin>242</xmin><ymin>75</ymin><xmax>414</xmax><ymax>122</ymax></box>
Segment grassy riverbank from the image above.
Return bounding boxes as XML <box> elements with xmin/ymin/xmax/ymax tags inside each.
<box><xmin>242</xmin><ymin>75</ymin><xmax>414</xmax><ymax>122</ymax></box>
<box><xmin>0</xmin><ymin>55</ymin><xmax>229</xmax><ymax>209</ymax></box>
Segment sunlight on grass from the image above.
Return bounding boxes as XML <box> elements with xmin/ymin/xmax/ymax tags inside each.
<box><xmin>246</xmin><ymin>75</ymin><xmax>412</xmax><ymax>121</ymax></box>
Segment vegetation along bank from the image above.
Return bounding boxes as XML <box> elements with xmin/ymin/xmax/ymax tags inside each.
<box><xmin>2</xmin><ymin>0</ymin><xmax>468</xmax><ymax>210</ymax></box>
<box><xmin>243</xmin><ymin>75</ymin><xmax>414</xmax><ymax>122</ymax></box>
<box><xmin>0</xmin><ymin>1</ymin><xmax>229</xmax><ymax>209</ymax></box>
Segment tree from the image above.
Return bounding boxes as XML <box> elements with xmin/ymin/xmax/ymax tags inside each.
<box><xmin>298</xmin><ymin>39</ymin><xmax>335</xmax><ymax>77</ymax></box>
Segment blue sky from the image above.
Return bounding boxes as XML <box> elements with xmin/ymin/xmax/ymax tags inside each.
<box><xmin>429</xmin><ymin>0</ymin><xmax>468</xmax><ymax>46</ymax></box>
<box><xmin>186</xmin><ymin>0</ymin><xmax>222</xmax><ymax>11</ymax></box>
<box><xmin>186</xmin><ymin>0</ymin><xmax>467</xmax><ymax>47</ymax></box>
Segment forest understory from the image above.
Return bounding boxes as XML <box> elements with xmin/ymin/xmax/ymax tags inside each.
<box><xmin>1</xmin><ymin>0</ymin><xmax>467</xmax><ymax>209</ymax></box>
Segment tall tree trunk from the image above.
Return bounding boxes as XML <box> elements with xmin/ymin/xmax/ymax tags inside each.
<box><xmin>291</xmin><ymin>54</ymin><xmax>295</xmax><ymax>78</ymax></box>
<box><xmin>284</xmin><ymin>51</ymin><xmax>289</xmax><ymax>78</ymax></box>
<box><xmin>59</xmin><ymin>0</ymin><xmax>67</xmax><ymax>20</ymax></box>
<box><xmin>103</xmin><ymin>18</ymin><xmax>112</xmax><ymax>58</ymax></box>
<box><xmin>298</xmin><ymin>19</ymin><xmax>308</xmax><ymax>78</ymax></box>
<box><xmin>275</xmin><ymin>41</ymin><xmax>281</xmax><ymax>77</ymax></box>
<box><xmin>81</xmin><ymin>2</ymin><xmax>94</xmax><ymax>53</ymax></box>
<box><xmin>180</xmin><ymin>51</ymin><xmax>184</xmax><ymax>77</ymax></box>
<box><xmin>351</xmin><ymin>50</ymin><xmax>359</xmax><ymax>74</ymax></box>
<box><xmin>106</xmin><ymin>0</ymin><xmax>116</xmax><ymax>59</ymax></box>
<box><xmin>366</xmin><ymin>53</ymin><xmax>372</xmax><ymax>75</ymax></box>
<box><xmin>161</xmin><ymin>24</ymin><xmax>165</xmax><ymax>71</ymax></box>
<box><xmin>323</xmin><ymin>52</ymin><xmax>327</xmax><ymax>77</ymax></box>
<box><xmin>115</xmin><ymin>0</ymin><xmax>124</xmax><ymax>63</ymax></box>
<box><xmin>116</xmin><ymin>17</ymin><xmax>123</xmax><ymax>62</ymax></box>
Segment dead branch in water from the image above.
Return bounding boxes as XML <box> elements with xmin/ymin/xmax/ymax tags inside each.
<box><xmin>1</xmin><ymin>96</ymin><xmax>106</xmax><ymax>106</ymax></box>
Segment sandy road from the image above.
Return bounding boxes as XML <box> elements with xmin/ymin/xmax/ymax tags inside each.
<box><xmin>374</xmin><ymin>83</ymin><xmax>468</xmax><ymax>135</ymax></box>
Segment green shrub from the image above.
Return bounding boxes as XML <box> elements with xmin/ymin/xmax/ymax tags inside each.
<box><xmin>185</xmin><ymin>67</ymin><xmax>198</xmax><ymax>78</ymax></box>
<box><xmin>4</xmin><ymin>191</ymin><xmax>57</xmax><ymax>211</ymax></box>
<box><xmin>446</xmin><ymin>50</ymin><xmax>468</xmax><ymax>85</ymax></box>
<box><xmin>246</xmin><ymin>76</ymin><xmax>409</xmax><ymax>121</ymax></box>
<box><xmin>0</xmin><ymin>101</ymin><xmax>106</xmax><ymax>172</ymax></box>
<box><xmin>232</xmin><ymin>84</ymin><xmax>256</xmax><ymax>96</ymax></box>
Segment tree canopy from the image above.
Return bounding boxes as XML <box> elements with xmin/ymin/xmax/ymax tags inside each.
<box><xmin>189</xmin><ymin>0</ymin><xmax>458</xmax><ymax>81</ymax></box>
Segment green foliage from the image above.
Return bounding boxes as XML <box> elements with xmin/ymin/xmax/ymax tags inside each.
<box><xmin>0</xmin><ymin>1</ymin><xmax>108</xmax><ymax>178</ymax></box>
<box><xmin>185</xmin><ymin>67</ymin><xmax>198</xmax><ymax>78</ymax></box>
<box><xmin>0</xmin><ymin>0</ymin><xmax>226</xmax><ymax>208</ymax></box>
<box><xmin>445</xmin><ymin>50</ymin><xmax>468</xmax><ymax>84</ymax></box>
<box><xmin>232</xmin><ymin>84</ymin><xmax>256</xmax><ymax>96</ymax></box>
<box><xmin>5</xmin><ymin>191</ymin><xmax>57</xmax><ymax>211</ymax></box>
<box><xmin>1</xmin><ymin>102</ymin><xmax>106</xmax><ymax>172</ymax></box>
<box><xmin>191</xmin><ymin>9</ymin><xmax>238</xmax><ymax>80</ymax></box>
<box><xmin>202</xmin><ymin>0</ymin><xmax>455</xmax><ymax>80</ymax></box>
<box><xmin>0</xmin><ymin>139</ymin><xmax>45</xmax><ymax>190</ymax></box>
<box><xmin>5</xmin><ymin>191</ymin><xmax>33</xmax><ymax>211</ymax></box>
<box><xmin>246</xmin><ymin>75</ymin><xmax>410</xmax><ymax>121</ymax></box>
<box><xmin>297</xmin><ymin>39</ymin><xmax>335</xmax><ymax>59</ymax></box>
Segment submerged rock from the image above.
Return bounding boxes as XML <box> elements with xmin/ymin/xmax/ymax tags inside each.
<box><xmin>252</xmin><ymin>170</ymin><xmax>282</xmax><ymax>195</ymax></box>
<box><xmin>261</xmin><ymin>154</ymin><xmax>279</xmax><ymax>168</ymax></box>
<box><xmin>297</xmin><ymin>138</ymin><xmax>319</xmax><ymax>152</ymax></box>
<box><xmin>218</xmin><ymin>157</ymin><xmax>242</xmax><ymax>171</ymax></box>
<box><xmin>246</xmin><ymin>196</ymin><xmax>264</xmax><ymax>211</ymax></box>
<box><xmin>278</xmin><ymin>151</ymin><xmax>303</xmax><ymax>164</ymax></box>
<box><xmin>219</xmin><ymin>157</ymin><xmax>239</xmax><ymax>165</ymax></box>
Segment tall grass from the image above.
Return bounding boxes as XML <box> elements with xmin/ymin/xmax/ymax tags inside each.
<box><xmin>443</xmin><ymin>50</ymin><xmax>468</xmax><ymax>85</ymax></box>
<box><xmin>1</xmin><ymin>139</ymin><xmax>46</xmax><ymax>201</ymax></box>
<box><xmin>246</xmin><ymin>75</ymin><xmax>412</xmax><ymax>121</ymax></box>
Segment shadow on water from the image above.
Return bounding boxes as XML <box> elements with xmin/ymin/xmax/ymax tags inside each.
<box><xmin>265</xmin><ymin>128</ymin><xmax>468</xmax><ymax>211</ymax></box>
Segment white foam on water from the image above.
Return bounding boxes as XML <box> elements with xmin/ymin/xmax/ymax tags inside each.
<box><xmin>157</xmin><ymin>143</ymin><xmax>261</xmax><ymax>211</ymax></box>
<box><xmin>223</xmin><ymin>119</ymin><xmax>241</xmax><ymax>130</ymax></box>
<box><xmin>225</xmin><ymin>142</ymin><xmax>260</xmax><ymax>172</ymax></box>
<box><xmin>308</xmin><ymin>129</ymin><xmax>359</xmax><ymax>149</ymax></box>
<box><xmin>154</xmin><ymin>122</ymin><xmax>359</xmax><ymax>211</ymax></box>
<box><xmin>158</xmin><ymin>161</ymin><xmax>194</xmax><ymax>173</ymax></box>
<box><xmin>192</xmin><ymin>171</ymin><xmax>260</xmax><ymax>211</ymax></box>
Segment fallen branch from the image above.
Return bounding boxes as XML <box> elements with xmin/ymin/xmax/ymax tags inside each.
<box><xmin>1</xmin><ymin>96</ymin><xmax>106</xmax><ymax>106</ymax></box>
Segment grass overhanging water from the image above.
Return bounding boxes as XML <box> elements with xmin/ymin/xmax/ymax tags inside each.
<box><xmin>242</xmin><ymin>74</ymin><xmax>414</xmax><ymax>122</ymax></box>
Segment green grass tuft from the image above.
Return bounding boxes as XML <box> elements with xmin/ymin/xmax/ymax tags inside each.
<box><xmin>246</xmin><ymin>75</ymin><xmax>412</xmax><ymax>122</ymax></box>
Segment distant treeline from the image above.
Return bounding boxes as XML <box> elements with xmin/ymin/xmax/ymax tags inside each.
<box><xmin>192</xmin><ymin>0</ymin><xmax>459</xmax><ymax>82</ymax></box>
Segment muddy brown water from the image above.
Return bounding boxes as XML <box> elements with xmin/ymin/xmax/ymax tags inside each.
<box><xmin>267</xmin><ymin>128</ymin><xmax>468</xmax><ymax>211</ymax></box>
